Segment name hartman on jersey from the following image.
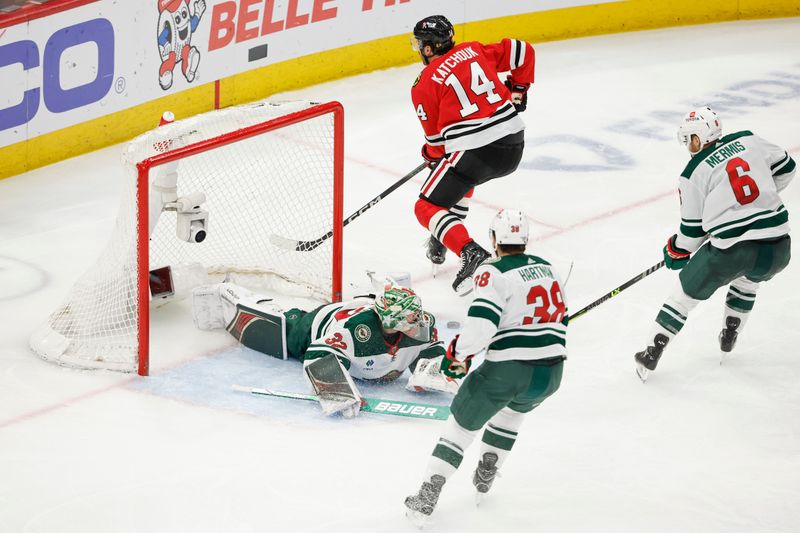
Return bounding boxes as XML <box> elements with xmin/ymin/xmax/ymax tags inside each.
<box><xmin>704</xmin><ymin>141</ymin><xmax>746</xmax><ymax>169</ymax></box>
<box><xmin>518</xmin><ymin>265</ymin><xmax>555</xmax><ymax>282</ymax></box>
<box><xmin>430</xmin><ymin>47</ymin><xmax>479</xmax><ymax>84</ymax></box>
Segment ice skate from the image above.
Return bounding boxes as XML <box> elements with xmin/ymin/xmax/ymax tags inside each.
<box><xmin>634</xmin><ymin>333</ymin><xmax>669</xmax><ymax>383</ymax></box>
<box><xmin>452</xmin><ymin>241</ymin><xmax>490</xmax><ymax>295</ymax></box>
<box><xmin>473</xmin><ymin>452</ymin><xmax>499</xmax><ymax>506</ymax></box>
<box><xmin>719</xmin><ymin>316</ymin><xmax>741</xmax><ymax>363</ymax></box>
<box><xmin>404</xmin><ymin>474</ymin><xmax>446</xmax><ymax>528</ymax></box>
<box><xmin>425</xmin><ymin>236</ymin><xmax>446</xmax><ymax>277</ymax></box>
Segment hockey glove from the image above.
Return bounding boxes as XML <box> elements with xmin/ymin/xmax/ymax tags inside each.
<box><xmin>406</xmin><ymin>356</ymin><xmax>460</xmax><ymax>394</ymax></box>
<box><xmin>505</xmin><ymin>80</ymin><xmax>529</xmax><ymax>113</ymax></box>
<box><xmin>440</xmin><ymin>335</ymin><xmax>474</xmax><ymax>379</ymax></box>
<box><xmin>422</xmin><ymin>144</ymin><xmax>444</xmax><ymax>169</ymax></box>
<box><xmin>663</xmin><ymin>234</ymin><xmax>691</xmax><ymax>270</ymax></box>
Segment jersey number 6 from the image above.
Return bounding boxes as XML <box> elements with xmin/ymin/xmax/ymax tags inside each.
<box><xmin>726</xmin><ymin>157</ymin><xmax>760</xmax><ymax>205</ymax></box>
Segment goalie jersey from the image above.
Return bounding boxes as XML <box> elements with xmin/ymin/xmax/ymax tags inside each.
<box><xmin>292</xmin><ymin>299</ymin><xmax>445</xmax><ymax>382</ymax></box>
<box><xmin>456</xmin><ymin>255</ymin><xmax>568</xmax><ymax>362</ymax></box>
<box><xmin>676</xmin><ymin>130</ymin><xmax>795</xmax><ymax>252</ymax></box>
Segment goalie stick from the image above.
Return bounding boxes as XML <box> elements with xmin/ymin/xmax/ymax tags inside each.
<box><xmin>232</xmin><ymin>384</ymin><xmax>450</xmax><ymax>421</ymax></box>
<box><xmin>269</xmin><ymin>162</ymin><xmax>428</xmax><ymax>252</ymax></box>
<box><xmin>570</xmin><ymin>260</ymin><xmax>665</xmax><ymax>322</ymax></box>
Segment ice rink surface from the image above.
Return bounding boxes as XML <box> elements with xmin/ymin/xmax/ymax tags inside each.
<box><xmin>1</xmin><ymin>18</ymin><xmax>799</xmax><ymax>533</ymax></box>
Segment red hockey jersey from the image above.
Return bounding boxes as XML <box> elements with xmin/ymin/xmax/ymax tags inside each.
<box><xmin>411</xmin><ymin>38</ymin><xmax>535</xmax><ymax>157</ymax></box>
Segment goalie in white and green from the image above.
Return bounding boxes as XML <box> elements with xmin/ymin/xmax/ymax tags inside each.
<box><xmin>404</xmin><ymin>209</ymin><xmax>568</xmax><ymax>525</ymax></box>
<box><xmin>635</xmin><ymin>106</ymin><xmax>795</xmax><ymax>381</ymax></box>
<box><xmin>192</xmin><ymin>280</ymin><xmax>453</xmax><ymax>417</ymax></box>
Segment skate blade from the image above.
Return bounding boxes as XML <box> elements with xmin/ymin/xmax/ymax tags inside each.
<box><xmin>405</xmin><ymin>509</ymin><xmax>431</xmax><ymax>529</ymax></box>
<box><xmin>475</xmin><ymin>492</ymin><xmax>486</xmax><ymax>507</ymax></box>
<box><xmin>635</xmin><ymin>364</ymin><xmax>650</xmax><ymax>383</ymax></box>
<box><xmin>431</xmin><ymin>263</ymin><xmax>439</xmax><ymax>278</ymax></box>
<box><xmin>454</xmin><ymin>280</ymin><xmax>475</xmax><ymax>297</ymax></box>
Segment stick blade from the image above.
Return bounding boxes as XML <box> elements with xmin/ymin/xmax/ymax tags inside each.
<box><xmin>268</xmin><ymin>233</ymin><xmax>300</xmax><ymax>251</ymax></box>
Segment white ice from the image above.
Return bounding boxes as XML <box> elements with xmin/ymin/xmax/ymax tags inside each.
<box><xmin>2</xmin><ymin>18</ymin><xmax>800</xmax><ymax>533</ymax></box>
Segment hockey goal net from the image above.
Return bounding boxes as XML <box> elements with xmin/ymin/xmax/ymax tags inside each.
<box><xmin>30</xmin><ymin>101</ymin><xmax>344</xmax><ymax>375</ymax></box>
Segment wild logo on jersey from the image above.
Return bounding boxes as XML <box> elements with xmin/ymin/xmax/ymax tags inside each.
<box><xmin>303</xmin><ymin>304</ymin><xmax>445</xmax><ymax>382</ymax></box>
<box><xmin>355</xmin><ymin>324</ymin><xmax>371</xmax><ymax>342</ymax></box>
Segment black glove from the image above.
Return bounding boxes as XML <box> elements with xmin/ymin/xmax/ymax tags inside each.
<box><xmin>663</xmin><ymin>234</ymin><xmax>691</xmax><ymax>270</ymax></box>
<box><xmin>505</xmin><ymin>80</ymin><xmax>529</xmax><ymax>113</ymax></box>
<box><xmin>421</xmin><ymin>144</ymin><xmax>443</xmax><ymax>169</ymax></box>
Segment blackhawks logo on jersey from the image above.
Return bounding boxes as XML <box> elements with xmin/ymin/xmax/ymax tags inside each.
<box><xmin>355</xmin><ymin>324</ymin><xmax>372</xmax><ymax>342</ymax></box>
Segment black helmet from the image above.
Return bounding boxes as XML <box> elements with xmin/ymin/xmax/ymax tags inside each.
<box><xmin>412</xmin><ymin>15</ymin><xmax>454</xmax><ymax>55</ymax></box>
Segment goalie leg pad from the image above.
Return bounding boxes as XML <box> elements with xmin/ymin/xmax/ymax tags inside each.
<box><xmin>192</xmin><ymin>284</ymin><xmax>227</xmax><ymax>330</ymax></box>
<box><xmin>227</xmin><ymin>303</ymin><xmax>287</xmax><ymax>360</ymax></box>
<box><xmin>304</xmin><ymin>353</ymin><xmax>362</xmax><ymax>418</ymax></box>
<box><xmin>193</xmin><ymin>282</ymin><xmax>287</xmax><ymax>360</ymax></box>
<box><xmin>192</xmin><ymin>282</ymin><xmax>271</xmax><ymax>330</ymax></box>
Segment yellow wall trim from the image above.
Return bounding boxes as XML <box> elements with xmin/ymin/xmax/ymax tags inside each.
<box><xmin>2</xmin><ymin>1</ymin><xmax>798</xmax><ymax>180</ymax></box>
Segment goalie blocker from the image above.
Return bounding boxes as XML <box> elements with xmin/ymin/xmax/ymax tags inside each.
<box><xmin>304</xmin><ymin>353</ymin><xmax>363</xmax><ymax>418</ymax></box>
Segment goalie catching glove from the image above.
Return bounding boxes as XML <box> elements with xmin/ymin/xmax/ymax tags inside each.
<box><xmin>406</xmin><ymin>356</ymin><xmax>460</xmax><ymax>394</ymax></box>
<box><xmin>505</xmin><ymin>79</ymin><xmax>529</xmax><ymax>113</ymax></box>
<box><xmin>440</xmin><ymin>335</ymin><xmax>474</xmax><ymax>379</ymax></box>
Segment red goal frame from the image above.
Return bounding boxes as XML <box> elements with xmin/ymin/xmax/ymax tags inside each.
<box><xmin>135</xmin><ymin>101</ymin><xmax>344</xmax><ymax>376</ymax></box>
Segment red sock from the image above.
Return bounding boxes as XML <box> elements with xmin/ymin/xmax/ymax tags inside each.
<box><xmin>415</xmin><ymin>198</ymin><xmax>471</xmax><ymax>255</ymax></box>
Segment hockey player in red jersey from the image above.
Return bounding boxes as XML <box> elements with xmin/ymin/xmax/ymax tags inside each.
<box><xmin>410</xmin><ymin>15</ymin><xmax>535</xmax><ymax>294</ymax></box>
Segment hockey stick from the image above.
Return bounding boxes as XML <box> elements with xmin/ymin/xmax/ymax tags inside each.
<box><xmin>570</xmin><ymin>260</ymin><xmax>665</xmax><ymax>322</ymax></box>
<box><xmin>269</xmin><ymin>162</ymin><xmax>428</xmax><ymax>252</ymax></box>
<box><xmin>232</xmin><ymin>384</ymin><xmax>450</xmax><ymax>421</ymax></box>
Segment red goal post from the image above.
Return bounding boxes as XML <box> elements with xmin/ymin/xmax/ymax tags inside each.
<box><xmin>31</xmin><ymin>101</ymin><xmax>344</xmax><ymax>376</ymax></box>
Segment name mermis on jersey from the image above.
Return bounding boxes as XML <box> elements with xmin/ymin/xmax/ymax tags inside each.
<box><xmin>0</xmin><ymin>19</ymin><xmax>115</xmax><ymax>132</ymax></box>
<box><xmin>704</xmin><ymin>141</ymin><xmax>746</xmax><ymax>169</ymax></box>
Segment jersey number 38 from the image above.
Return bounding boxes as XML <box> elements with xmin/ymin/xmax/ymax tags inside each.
<box><xmin>523</xmin><ymin>282</ymin><xmax>566</xmax><ymax>324</ymax></box>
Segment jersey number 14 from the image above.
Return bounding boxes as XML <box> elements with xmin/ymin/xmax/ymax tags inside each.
<box><xmin>444</xmin><ymin>62</ymin><xmax>502</xmax><ymax>118</ymax></box>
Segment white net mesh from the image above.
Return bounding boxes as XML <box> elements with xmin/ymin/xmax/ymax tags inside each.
<box><xmin>30</xmin><ymin>101</ymin><xmax>340</xmax><ymax>372</ymax></box>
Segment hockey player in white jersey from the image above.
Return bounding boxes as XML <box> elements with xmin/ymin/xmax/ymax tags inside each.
<box><xmin>404</xmin><ymin>210</ymin><xmax>568</xmax><ymax>525</ymax></box>
<box><xmin>635</xmin><ymin>107</ymin><xmax>795</xmax><ymax>381</ymax></box>
<box><xmin>192</xmin><ymin>281</ymin><xmax>454</xmax><ymax>417</ymax></box>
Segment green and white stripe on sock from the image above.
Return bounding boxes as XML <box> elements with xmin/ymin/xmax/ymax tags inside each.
<box><xmin>656</xmin><ymin>303</ymin><xmax>687</xmax><ymax>335</ymax></box>
<box><xmin>726</xmin><ymin>286</ymin><xmax>756</xmax><ymax>312</ymax></box>
<box><xmin>482</xmin><ymin>423</ymin><xmax>518</xmax><ymax>451</ymax></box>
<box><xmin>432</xmin><ymin>438</ymin><xmax>465</xmax><ymax>470</ymax></box>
